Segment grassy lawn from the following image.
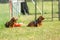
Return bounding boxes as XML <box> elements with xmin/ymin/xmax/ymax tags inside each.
<box><xmin>0</xmin><ymin>1</ymin><xmax>60</xmax><ymax>40</ymax></box>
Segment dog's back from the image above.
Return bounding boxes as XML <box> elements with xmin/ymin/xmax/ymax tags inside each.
<box><xmin>27</xmin><ymin>21</ymin><xmax>37</xmax><ymax>27</ymax></box>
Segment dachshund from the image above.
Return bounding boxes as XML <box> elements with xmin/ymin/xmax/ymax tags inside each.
<box><xmin>5</xmin><ymin>17</ymin><xmax>18</xmax><ymax>28</ymax></box>
<box><xmin>27</xmin><ymin>16</ymin><xmax>44</xmax><ymax>27</ymax></box>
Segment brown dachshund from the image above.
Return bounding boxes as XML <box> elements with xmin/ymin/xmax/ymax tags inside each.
<box><xmin>27</xmin><ymin>16</ymin><xmax>44</xmax><ymax>27</ymax></box>
<box><xmin>5</xmin><ymin>17</ymin><xmax>18</xmax><ymax>28</ymax></box>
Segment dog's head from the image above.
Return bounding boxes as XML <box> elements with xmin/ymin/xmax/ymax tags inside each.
<box><xmin>10</xmin><ymin>17</ymin><xmax>18</xmax><ymax>23</ymax></box>
<box><xmin>37</xmin><ymin>16</ymin><xmax>44</xmax><ymax>22</ymax></box>
<box><xmin>5</xmin><ymin>17</ymin><xmax>18</xmax><ymax>28</ymax></box>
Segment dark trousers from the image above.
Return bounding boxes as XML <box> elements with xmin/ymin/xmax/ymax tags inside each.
<box><xmin>21</xmin><ymin>2</ymin><xmax>29</xmax><ymax>15</ymax></box>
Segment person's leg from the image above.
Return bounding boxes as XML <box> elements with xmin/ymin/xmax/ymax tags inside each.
<box><xmin>24</xmin><ymin>2</ymin><xmax>29</xmax><ymax>15</ymax></box>
<box><xmin>26</xmin><ymin>8</ymin><xmax>29</xmax><ymax>14</ymax></box>
<box><xmin>21</xmin><ymin>2</ymin><xmax>25</xmax><ymax>15</ymax></box>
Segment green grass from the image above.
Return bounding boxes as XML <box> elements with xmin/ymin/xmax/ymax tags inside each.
<box><xmin>27</xmin><ymin>1</ymin><xmax>58</xmax><ymax>14</ymax></box>
<box><xmin>0</xmin><ymin>1</ymin><xmax>60</xmax><ymax>40</ymax></box>
<box><xmin>27</xmin><ymin>1</ymin><xmax>58</xmax><ymax>19</ymax></box>
<box><xmin>0</xmin><ymin>21</ymin><xmax>60</xmax><ymax>40</ymax></box>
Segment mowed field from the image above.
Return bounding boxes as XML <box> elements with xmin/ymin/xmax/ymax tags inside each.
<box><xmin>0</xmin><ymin>1</ymin><xmax>60</xmax><ymax>40</ymax></box>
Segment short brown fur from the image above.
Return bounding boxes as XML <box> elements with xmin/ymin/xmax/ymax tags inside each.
<box><xmin>27</xmin><ymin>16</ymin><xmax>44</xmax><ymax>27</ymax></box>
<box><xmin>5</xmin><ymin>17</ymin><xmax>18</xmax><ymax>28</ymax></box>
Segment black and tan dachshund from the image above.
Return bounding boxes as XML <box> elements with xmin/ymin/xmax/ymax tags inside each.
<box><xmin>5</xmin><ymin>17</ymin><xmax>18</xmax><ymax>28</ymax></box>
<box><xmin>27</xmin><ymin>16</ymin><xmax>45</xmax><ymax>27</ymax></box>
